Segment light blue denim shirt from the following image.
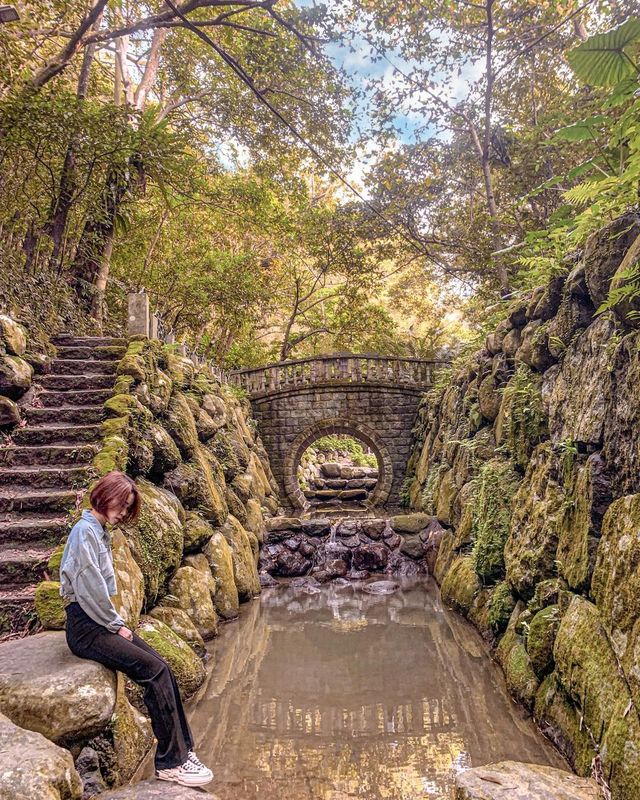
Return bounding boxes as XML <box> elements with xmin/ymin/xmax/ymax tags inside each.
<box><xmin>59</xmin><ymin>509</ymin><xmax>125</xmax><ymax>633</ymax></box>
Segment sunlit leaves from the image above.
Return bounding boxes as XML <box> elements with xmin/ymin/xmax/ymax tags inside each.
<box><xmin>567</xmin><ymin>17</ymin><xmax>640</xmax><ymax>86</ymax></box>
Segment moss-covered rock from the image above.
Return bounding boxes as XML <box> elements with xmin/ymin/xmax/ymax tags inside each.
<box><xmin>183</xmin><ymin>511</ymin><xmax>215</xmax><ymax>553</ymax></box>
<box><xmin>94</xmin><ymin>433</ymin><xmax>129</xmax><ymax>477</ymax></box>
<box><xmin>550</xmin><ymin>597</ymin><xmax>640</xmax><ymax>800</ymax></box>
<box><xmin>496</xmin><ymin>627</ymin><xmax>539</xmax><ymax>711</ymax></box>
<box><xmin>220</xmin><ymin>514</ymin><xmax>260</xmax><ymax>601</ymax></box>
<box><xmin>505</xmin><ymin>443</ymin><xmax>565</xmax><ymax>598</ymax></box>
<box><xmin>245</xmin><ymin>498</ymin><xmax>264</xmax><ymax>538</ymax></box>
<box><xmin>470</xmin><ymin>458</ymin><xmax>520</xmax><ymax>583</ymax></box>
<box><xmin>111</xmin><ymin>529</ymin><xmax>145</xmax><ymax>628</ymax></box>
<box><xmin>592</xmin><ymin>493</ymin><xmax>640</xmax><ymax>704</ymax></box>
<box><xmin>486</xmin><ymin>581</ymin><xmax>516</xmax><ymax>634</ymax></box>
<box><xmin>583</xmin><ymin>211</ymin><xmax>640</xmax><ymax>308</ymax></box>
<box><xmin>164</xmin><ymin>393</ymin><xmax>200</xmax><ymax>459</ymax></box>
<box><xmin>207</xmin><ymin>429</ymin><xmax>243</xmax><ymax>481</ymax></box>
<box><xmin>163</xmin><ymin>444</ymin><xmax>228</xmax><ymax>527</ymax></box>
<box><xmin>149</xmin><ymin>607</ymin><xmax>206</xmax><ymax>657</ymax></box>
<box><xmin>148</xmin><ymin>422</ymin><xmax>182</xmax><ymax>475</ymax></box>
<box><xmin>225</xmin><ymin>486</ymin><xmax>247</xmax><ymax>525</ymax></box>
<box><xmin>556</xmin><ymin>452</ymin><xmax>611</xmax><ymax>593</ymax></box>
<box><xmin>495</xmin><ymin>365</ymin><xmax>547</xmax><ymax>470</ymax></box>
<box><xmin>0</xmin><ymin>354</ymin><xmax>32</xmax><ymax>399</ymax></box>
<box><xmin>136</xmin><ymin>617</ymin><xmax>206</xmax><ymax>697</ymax></box>
<box><xmin>34</xmin><ymin>581</ymin><xmax>65</xmax><ymax>630</ymax></box>
<box><xmin>526</xmin><ymin>605</ymin><xmax>560</xmax><ymax>678</ymax></box>
<box><xmin>202</xmin><ymin>393</ymin><xmax>228</xmax><ymax>430</ymax></box>
<box><xmin>0</xmin><ymin>395</ymin><xmax>20</xmax><ymax>428</ymax></box>
<box><xmin>0</xmin><ymin>314</ymin><xmax>27</xmax><ymax>356</ymax></box>
<box><xmin>440</xmin><ymin>556</ymin><xmax>480</xmax><ymax>617</ymax></box>
<box><xmin>121</xmin><ymin>480</ymin><xmax>184</xmax><ymax>606</ymax></box>
<box><xmin>202</xmin><ymin>532</ymin><xmax>239</xmax><ymax>620</ymax></box>
<box><xmin>47</xmin><ymin>543</ymin><xmax>66</xmax><ymax>580</ymax></box>
<box><xmin>433</xmin><ymin>530</ymin><xmax>458</xmax><ymax>585</ymax></box>
<box><xmin>165</xmin><ymin>352</ymin><xmax>196</xmax><ymax>390</ymax></box>
<box><xmin>166</xmin><ymin>566</ymin><xmax>218</xmax><ymax>640</ymax></box>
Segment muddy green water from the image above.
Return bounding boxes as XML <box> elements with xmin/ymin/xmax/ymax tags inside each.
<box><xmin>142</xmin><ymin>579</ymin><xmax>567</xmax><ymax>798</ymax></box>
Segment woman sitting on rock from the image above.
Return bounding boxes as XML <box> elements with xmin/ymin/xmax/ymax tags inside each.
<box><xmin>59</xmin><ymin>470</ymin><xmax>213</xmax><ymax>788</ymax></box>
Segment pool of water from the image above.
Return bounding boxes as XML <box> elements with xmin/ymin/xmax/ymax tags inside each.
<box><xmin>141</xmin><ymin>578</ymin><xmax>567</xmax><ymax>798</ymax></box>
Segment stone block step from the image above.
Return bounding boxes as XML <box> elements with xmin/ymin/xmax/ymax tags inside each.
<box><xmin>0</xmin><ymin>586</ymin><xmax>37</xmax><ymax>634</ymax></box>
<box><xmin>40</xmin><ymin>373</ymin><xmax>115</xmax><ymax>391</ymax></box>
<box><xmin>54</xmin><ymin>345</ymin><xmax>126</xmax><ymax>361</ymax></box>
<box><xmin>12</xmin><ymin>424</ymin><xmax>102</xmax><ymax>447</ymax></box>
<box><xmin>0</xmin><ymin>513</ymin><xmax>69</xmax><ymax>545</ymax></box>
<box><xmin>51</xmin><ymin>359</ymin><xmax>118</xmax><ymax>376</ymax></box>
<box><xmin>0</xmin><ymin>465</ymin><xmax>93</xmax><ymax>489</ymax></box>
<box><xmin>39</xmin><ymin>389</ymin><xmax>112</xmax><ymax>407</ymax></box>
<box><xmin>0</xmin><ymin>444</ymin><xmax>99</xmax><ymax>467</ymax></box>
<box><xmin>0</xmin><ymin>547</ymin><xmax>52</xmax><ymax>586</ymax></box>
<box><xmin>25</xmin><ymin>406</ymin><xmax>104</xmax><ymax>426</ymax></box>
<box><xmin>51</xmin><ymin>335</ymin><xmax>126</xmax><ymax>348</ymax></box>
<box><xmin>0</xmin><ymin>489</ymin><xmax>78</xmax><ymax>515</ymax></box>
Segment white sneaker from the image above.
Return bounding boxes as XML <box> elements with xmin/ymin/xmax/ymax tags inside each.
<box><xmin>156</xmin><ymin>758</ymin><xmax>213</xmax><ymax>787</ymax></box>
<box><xmin>188</xmin><ymin>750</ymin><xmax>213</xmax><ymax>778</ymax></box>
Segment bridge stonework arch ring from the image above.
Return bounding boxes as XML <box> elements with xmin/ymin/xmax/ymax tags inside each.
<box><xmin>283</xmin><ymin>418</ymin><xmax>394</xmax><ymax>509</ymax></box>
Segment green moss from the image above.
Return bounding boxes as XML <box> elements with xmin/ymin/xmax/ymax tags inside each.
<box><xmin>470</xmin><ymin>459</ymin><xmax>520</xmax><ymax>583</ymax></box>
<box><xmin>440</xmin><ymin>556</ymin><xmax>481</xmax><ymax>616</ymax></box>
<box><xmin>486</xmin><ymin>581</ymin><xmax>516</xmax><ymax>633</ymax></box>
<box><xmin>164</xmin><ymin>393</ymin><xmax>199</xmax><ymax>458</ymax></box>
<box><xmin>499</xmin><ymin>365</ymin><xmax>548</xmax><ymax>471</ymax></box>
<box><xmin>101</xmin><ymin>416</ymin><xmax>129</xmax><ymax>437</ymax></box>
<box><xmin>208</xmin><ymin>429</ymin><xmax>242</xmax><ymax>481</ymax></box>
<box><xmin>526</xmin><ymin>605</ymin><xmax>560</xmax><ymax>678</ymax></box>
<box><xmin>420</xmin><ymin>462</ymin><xmax>448</xmax><ymax>514</ymax></box>
<box><xmin>47</xmin><ymin>542</ymin><xmax>66</xmax><ymax>579</ymax></box>
<box><xmin>117</xmin><ymin>341</ymin><xmax>146</xmax><ymax>382</ymax></box>
<box><xmin>496</xmin><ymin>627</ymin><xmax>539</xmax><ymax>711</ymax></box>
<box><xmin>34</xmin><ymin>580</ymin><xmax>65</xmax><ymax>629</ymax></box>
<box><xmin>94</xmin><ymin>434</ymin><xmax>128</xmax><ymax>476</ymax></box>
<box><xmin>113</xmin><ymin>374</ymin><xmax>135</xmax><ymax>395</ymax></box>
<box><xmin>136</xmin><ymin>617</ymin><xmax>206</xmax><ymax>697</ymax></box>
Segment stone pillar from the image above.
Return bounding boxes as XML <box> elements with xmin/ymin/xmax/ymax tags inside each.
<box><xmin>149</xmin><ymin>313</ymin><xmax>159</xmax><ymax>340</ymax></box>
<box><xmin>128</xmin><ymin>293</ymin><xmax>149</xmax><ymax>337</ymax></box>
<box><xmin>165</xmin><ymin>332</ymin><xmax>175</xmax><ymax>345</ymax></box>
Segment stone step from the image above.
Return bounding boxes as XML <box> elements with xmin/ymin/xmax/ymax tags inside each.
<box><xmin>54</xmin><ymin>345</ymin><xmax>126</xmax><ymax>361</ymax></box>
<box><xmin>40</xmin><ymin>373</ymin><xmax>115</xmax><ymax>391</ymax></box>
<box><xmin>0</xmin><ymin>585</ymin><xmax>37</xmax><ymax>634</ymax></box>
<box><xmin>0</xmin><ymin>547</ymin><xmax>52</xmax><ymax>586</ymax></box>
<box><xmin>0</xmin><ymin>513</ymin><xmax>69</xmax><ymax>545</ymax></box>
<box><xmin>51</xmin><ymin>335</ymin><xmax>126</xmax><ymax>348</ymax></box>
<box><xmin>0</xmin><ymin>465</ymin><xmax>93</xmax><ymax>489</ymax></box>
<box><xmin>51</xmin><ymin>359</ymin><xmax>118</xmax><ymax>376</ymax></box>
<box><xmin>12</xmin><ymin>424</ymin><xmax>102</xmax><ymax>447</ymax></box>
<box><xmin>25</xmin><ymin>406</ymin><xmax>104</xmax><ymax>426</ymax></box>
<box><xmin>39</xmin><ymin>389</ymin><xmax>113</xmax><ymax>407</ymax></box>
<box><xmin>0</xmin><ymin>489</ymin><xmax>78</xmax><ymax>515</ymax></box>
<box><xmin>0</xmin><ymin>444</ymin><xmax>99</xmax><ymax>467</ymax></box>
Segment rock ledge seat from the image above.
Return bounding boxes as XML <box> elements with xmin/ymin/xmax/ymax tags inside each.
<box><xmin>453</xmin><ymin>761</ymin><xmax>599</xmax><ymax>800</ymax></box>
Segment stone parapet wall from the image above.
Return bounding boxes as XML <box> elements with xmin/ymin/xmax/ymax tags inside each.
<box><xmin>405</xmin><ymin>212</ymin><xmax>640</xmax><ymax>800</ymax></box>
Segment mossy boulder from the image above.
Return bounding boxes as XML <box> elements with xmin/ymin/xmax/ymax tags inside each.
<box><xmin>505</xmin><ymin>443</ymin><xmax>565</xmax><ymax>598</ymax></box>
<box><xmin>486</xmin><ymin>581</ymin><xmax>516</xmax><ymax>634</ymax></box>
<box><xmin>94</xmin><ymin>433</ymin><xmax>128</xmax><ymax>477</ymax></box>
<box><xmin>440</xmin><ymin>556</ymin><xmax>480</xmax><ymax>617</ymax></box>
<box><xmin>47</xmin><ymin>543</ymin><xmax>65</xmax><ymax>580</ymax></box>
<box><xmin>453</xmin><ymin>760</ymin><xmax>599</xmax><ymax>800</ymax></box>
<box><xmin>111</xmin><ymin>529</ymin><xmax>145</xmax><ymax>628</ymax></box>
<box><xmin>0</xmin><ymin>354</ymin><xmax>32</xmax><ymax>399</ymax></box>
<box><xmin>34</xmin><ymin>581</ymin><xmax>65</xmax><ymax>630</ymax></box>
<box><xmin>391</xmin><ymin>512</ymin><xmax>433</xmax><ymax>534</ymax></box>
<box><xmin>0</xmin><ymin>395</ymin><xmax>20</xmax><ymax>428</ymax></box>
<box><xmin>183</xmin><ymin>512</ymin><xmax>215</xmax><ymax>553</ymax></box>
<box><xmin>201</xmin><ymin>393</ymin><xmax>228</xmax><ymax>430</ymax></box>
<box><xmin>202</xmin><ymin>532</ymin><xmax>240</xmax><ymax>619</ymax></box>
<box><xmin>245</xmin><ymin>498</ymin><xmax>264</xmax><ymax>538</ymax></box>
<box><xmin>496</xmin><ymin>627</ymin><xmax>539</xmax><ymax>711</ymax></box>
<box><xmin>116</xmin><ymin>341</ymin><xmax>146</xmax><ymax>383</ymax></box>
<box><xmin>495</xmin><ymin>365</ymin><xmax>547</xmax><ymax>470</ymax></box>
<box><xmin>164</xmin><ymin>393</ymin><xmax>199</xmax><ymax>459</ymax></box>
<box><xmin>181</xmin><ymin>553</ymin><xmax>217</xmax><ymax>602</ymax></box>
<box><xmin>592</xmin><ymin>493</ymin><xmax>640</xmax><ymax>703</ymax></box>
<box><xmin>166</xmin><ymin>566</ymin><xmax>218</xmax><ymax>640</ymax></box>
<box><xmin>207</xmin><ymin>429</ymin><xmax>243</xmax><ymax>481</ymax></box>
<box><xmin>136</xmin><ymin>617</ymin><xmax>206</xmax><ymax>697</ymax></box>
<box><xmin>225</xmin><ymin>486</ymin><xmax>248</xmax><ymax>525</ymax></box>
<box><xmin>0</xmin><ymin>314</ymin><xmax>27</xmax><ymax>356</ymax></box>
<box><xmin>149</xmin><ymin>422</ymin><xmax>182</xmax><ymax>475</ymax></box>
<box><xmin>556</xmin><ymin>452</ymin><xmax>611</xmax><ymax>593</ymax></box>
<box><xmin>552</xmin><ymin>596</ymin><xmax>640</xmax><ymax>800</ymax></box>
<box><xmin>165</xmin><ymin>353</ymin><xmax>196</xmax><ymax>390</ymax></box>
<box><xmin>526</xmin><ymin>605</ymin><xmax>560</xmax><ymax>678</ymax></box>
<box><xmin>163</xmin><ymin>445</ymin><xmax>228</xmax><ymax>527</ymax></box>
<box><xmin>583</xmin><ymin>211</ymin><xmax>640</xmax><ymax>308</ymax></box>
<box><xmin>148</xmin><ymin>607</ymin><xmax>206</xmax><ymax>657</ymax></box>
<box><xmin>121</xmin><ymin>479</ymin><xmax>184</xmax><ymax>606</ymax></box>
<box><xmin>220</xmin><ymin>514</ymin><xmax>260</xmax><ymax>601</ymax></box>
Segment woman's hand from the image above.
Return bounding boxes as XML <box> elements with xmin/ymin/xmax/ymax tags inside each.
<box><xmin>117</xmin><ymin>626</ymin><xmax>134</xmax><ymax>641</ymax></box>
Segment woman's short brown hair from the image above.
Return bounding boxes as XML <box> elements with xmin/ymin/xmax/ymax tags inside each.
<box><xmin>90</xmin><ymin>471</ymin><xmax>141</xmax><ymax>523</ymax></box>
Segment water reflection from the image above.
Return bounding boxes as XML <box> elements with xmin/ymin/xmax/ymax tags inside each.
<box><xmin>156</xmin><ymin>580</ymin><xmax>567</xmax><ymax>798</ymax></box>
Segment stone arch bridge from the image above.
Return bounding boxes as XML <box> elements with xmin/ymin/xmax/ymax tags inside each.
<box><xmin>230</xmin><ymin>354</ymin><xmax>444</xmax><ymax>508</ymax></box>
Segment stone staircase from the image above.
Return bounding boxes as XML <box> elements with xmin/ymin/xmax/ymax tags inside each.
<box><xmin>0</xmin><ymin>335</ymin><xmax>126</xmax><ymax>632</ymax></box>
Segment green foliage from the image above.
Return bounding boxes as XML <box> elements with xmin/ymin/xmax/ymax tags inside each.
<box><xmin>566</xmin><ymin>18</ymin><xmax>640</xmax><ymax>86</ymax></box>
<box><xmin>487</xmin><ymin>581</ymin><xmax>516</xmax><ymax>634</ymax></box>
<box><xmin>303</xmin><ymin>434</ymin><xmax>378</xmax><ymax>468</ymax></box>
<box><xmin>470</xmin><ymin>460</ymin><xmax>520</xmax><ymax>583</ymax></box>
<box><xmin>501</xmin><ymin>365</ymin><xmax>548</xmax><ymax>471</ymax></box>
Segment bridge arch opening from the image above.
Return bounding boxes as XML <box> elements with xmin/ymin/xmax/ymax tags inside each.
<box><xmin>283</xmin><ymin>419</ymin><xmax>394</xmax><ymax>510</ymax></box>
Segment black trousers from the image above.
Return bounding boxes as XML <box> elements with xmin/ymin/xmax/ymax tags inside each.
<box><xmin>65</xmin><ymin>602</ymin><xmax>193</xmax><ymax>770</ymax></box>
